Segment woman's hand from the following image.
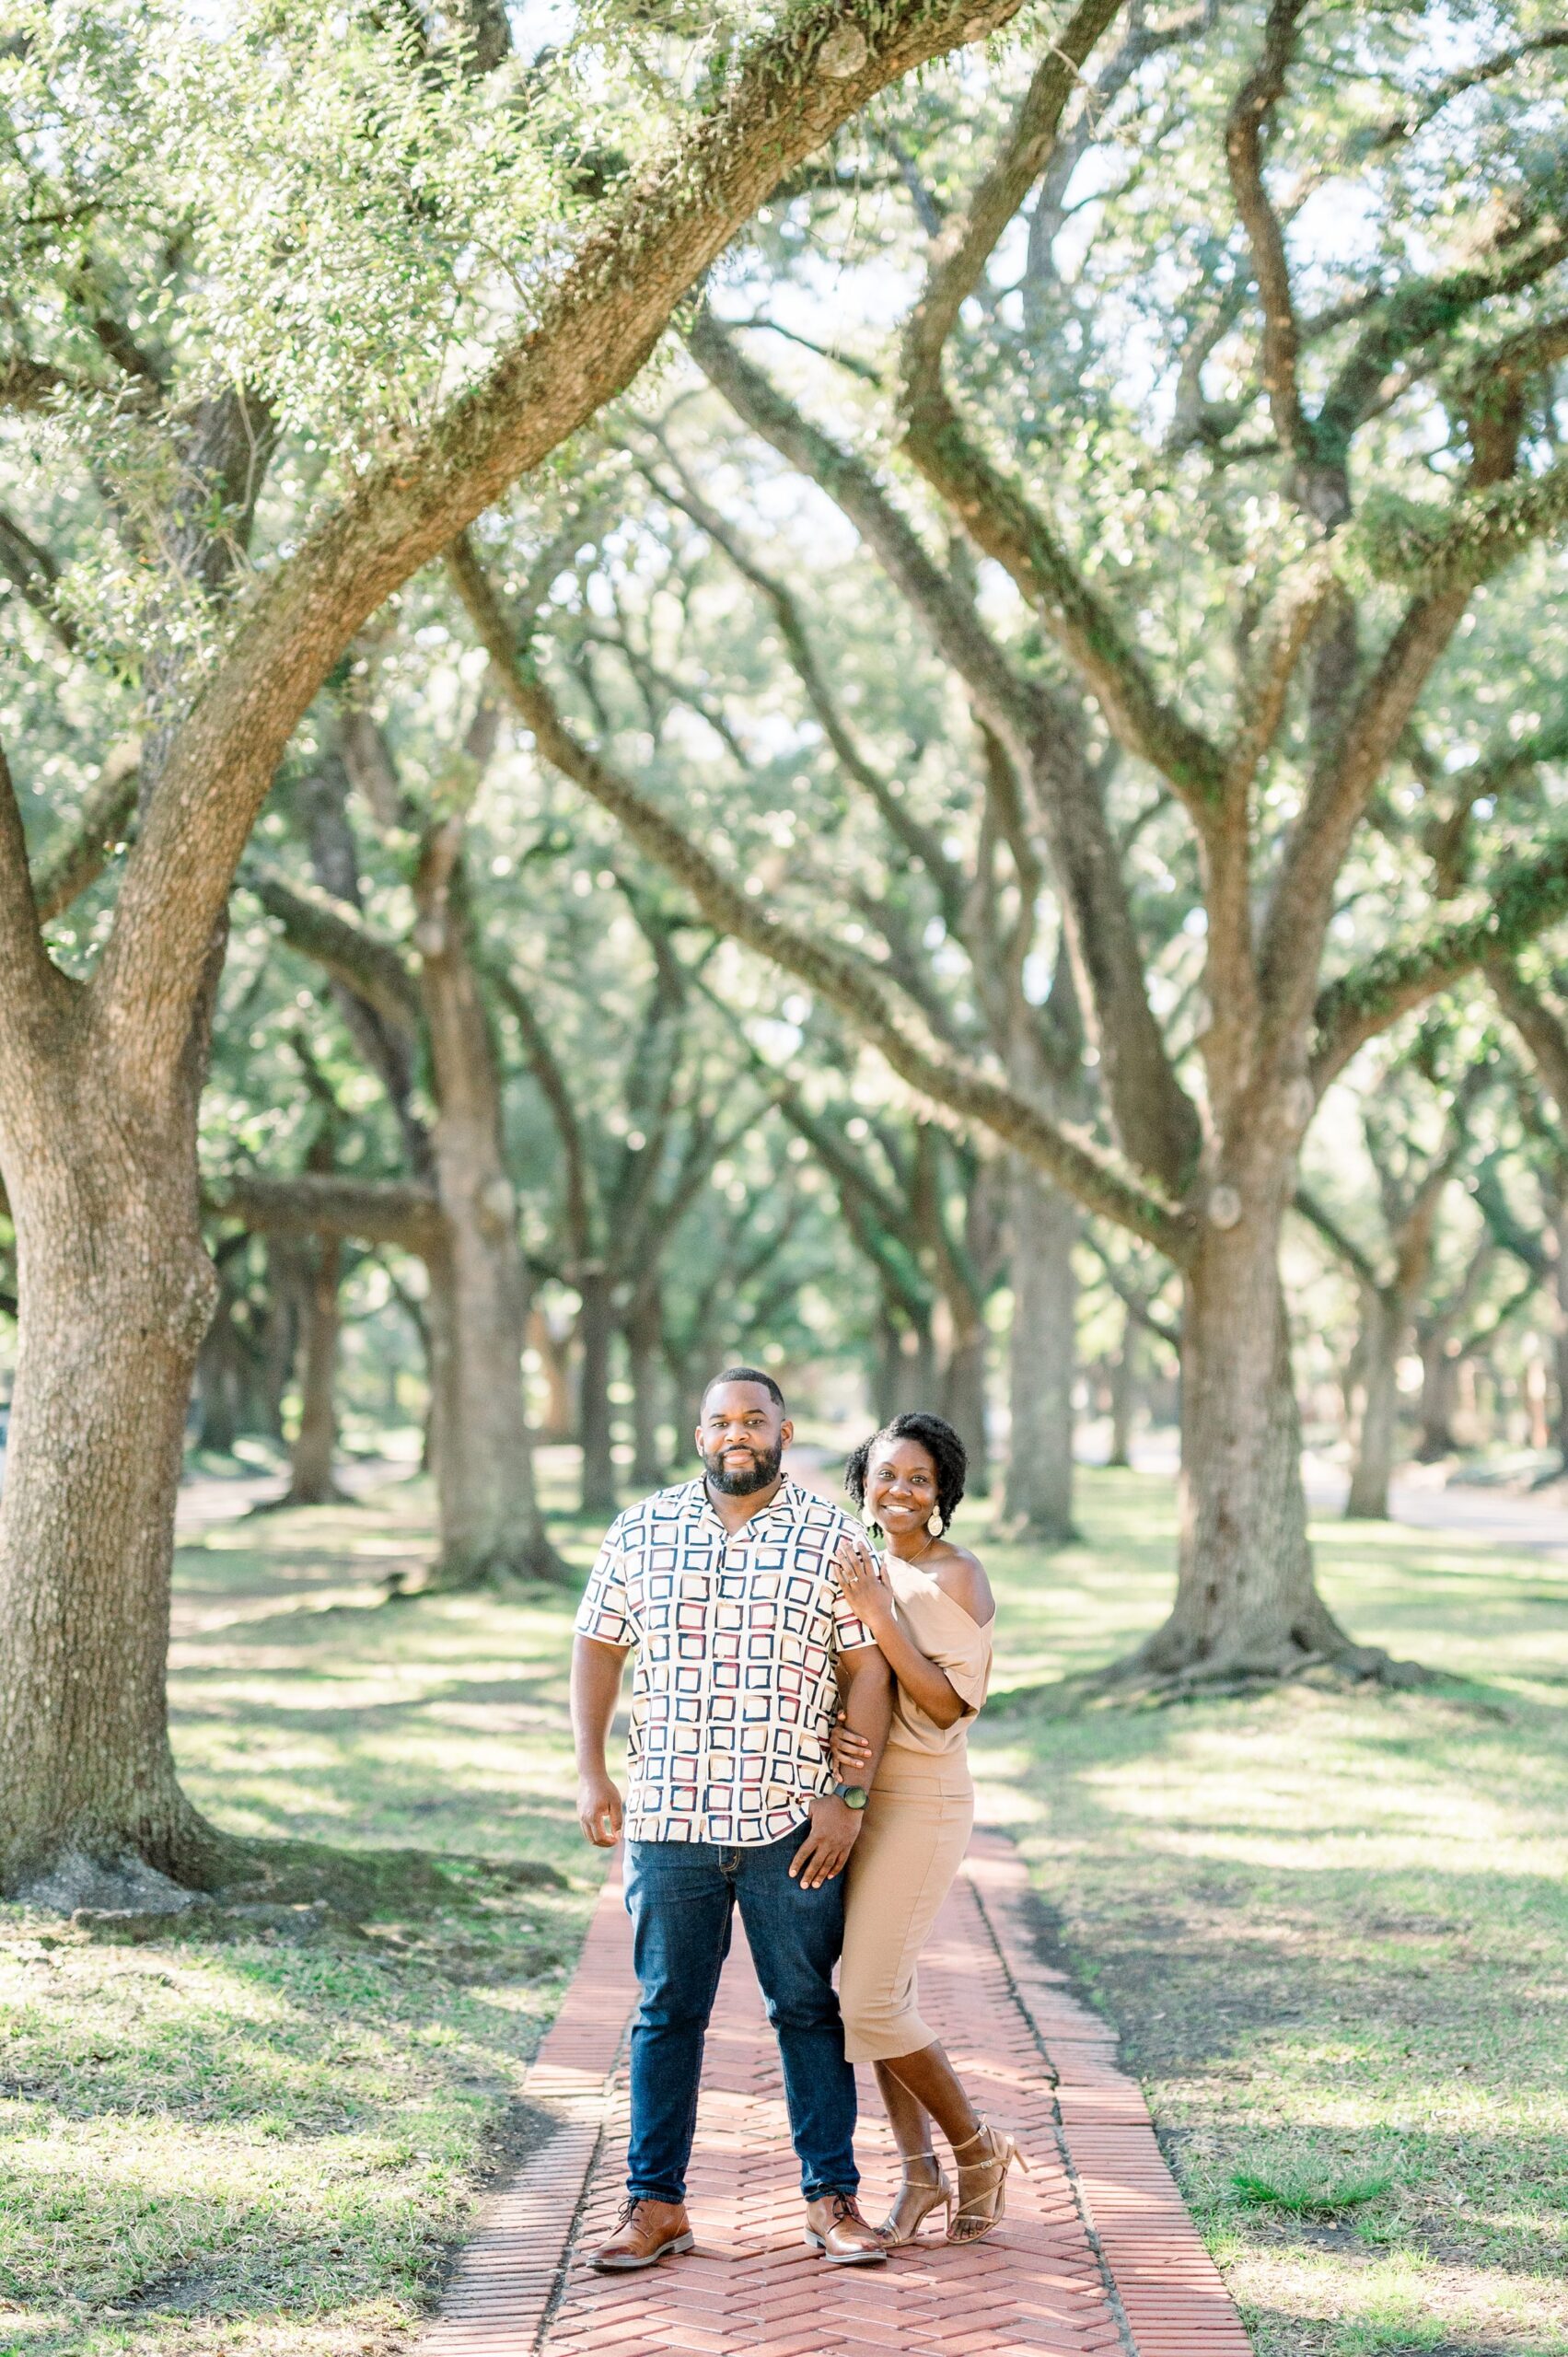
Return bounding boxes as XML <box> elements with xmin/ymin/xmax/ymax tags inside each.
<box><xmin>828</xmin><ymin>1712</ymin><xmax>875</xmax><ymax>1782</ymax></box>
<box><xmin>834</xmin><ymin>1535</ymin><xmax>894</xmax><ymax>1631</ymax></box>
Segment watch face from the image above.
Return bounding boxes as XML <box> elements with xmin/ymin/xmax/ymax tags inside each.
<box><xmin>841</xmin><ymin>1784</ymin><xmax>868</xmax><ymax>1810</ymax></box>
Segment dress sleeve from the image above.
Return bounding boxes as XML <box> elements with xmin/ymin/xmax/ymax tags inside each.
<box><xmin>944</xmin><ymin>1633</ymin><xmax>993</xmax><ymax>1713</ymax></box>
<box><xmin>575</xmin><ymin>1528</ymin><xmax>639</xmax><ymax>1648</ymax></box>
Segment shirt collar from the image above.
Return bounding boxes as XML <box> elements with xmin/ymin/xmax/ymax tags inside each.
<box><xmin>684</xmin><ymin>1472</ymin><xmax>810</xmax><ymax>1534</ymax></box>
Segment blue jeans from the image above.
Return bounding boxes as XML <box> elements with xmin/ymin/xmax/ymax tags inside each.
<box><xmin>621</xmin><ymin>1824</ymin><xmax>858</xmax><ymax>2205</ymax></box>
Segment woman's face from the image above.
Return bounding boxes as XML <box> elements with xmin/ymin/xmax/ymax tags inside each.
<box><xmin>865</xmin><ymin>1437</ymin><xmax>940</xmax><ymax>1538</ymax></box>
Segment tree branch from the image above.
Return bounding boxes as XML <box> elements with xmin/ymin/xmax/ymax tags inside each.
<box><xmin>0</xmin><ymin>730</ymin><xmax>67</xmax><ymax>1039</ymax></box>
<box><xmin>893</xmin><ymin>0</ymin><xmax>1226</xmax><ymax>808</ymax></box>
<box><xmin>1292</xmin><ymin>1182</ymin><xmax>1383</xmax><ymax>1291</ymax></box>
<box><xmin>688</xmin><ymin>314</ymin><xmax>1199</xmax><ymax>1192</ymax></box>
<box><xmin>1488</xmin><ymin>958</ymin><xmax>1568</xmax><ymax>1130</ymax></box>
<box><xmin>491</xmin><ymin>966</ymin><xmax>598</xmax><ymax>1264</ymax></box>
<box><xmin>1351</xmin><ymin>29</ymin><xmax>1568</xmax><ymax>161</ymax></box>
<box><xmin>636</xmin><ymin>435</ymin><xmax>969</xmax><ymax>924</ymax></box>
<box><xmin>1311</xmin><ymin>832</ymin><xmax>1568</xmax><ymax>1086</ymax></box>
<box><xmin>29</xmin><ymin>753</ymin><xmax>140</xmax><ymax>923</ymax></box>
<box><xmin>1224</xmin><ymin>0</ymin><xmax>1313</xmax><ymax>473</ymax></box>
<box><xmin>1349</xmin><ymin>459</ymin><xmax>1568</xmax><ymax>598</ymax></box>
<box><xmin>900</xmin><ymin>0</ymin><xmax>1126</xmax><ymax>398</ymax></box>
<box><xmin>450</xmin><ymin>538</ymin><xmax>1192</xmax><ymax>1260</ymax></box>
<box><xmin>0</xmin><ymin>505</ymin><xmax>78</xmax><ymax>652</ymax></box>
<box><xmin>1317</xmin><ymin>226</ymin><xmax>1568</xmax><ymax>462</ymax></box>
<box><xmin>212</xmin><ymin>1170</ymin><xmax>443</xmax><ymax>1253</ymax></box>
<box><xmin>245</xmin><ymin>866</ymin><xmax>422</xmax><ymax>1039</ymax></box>
<box><xmin>89</xmin><ymin>0</ymin><xmax>1034</xmax><ymax>1062</ymax></box>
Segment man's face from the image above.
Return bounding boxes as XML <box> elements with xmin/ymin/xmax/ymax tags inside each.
<box><xmin>698</xmin><ymin>1382</ymin><xmax>792</xmax><ymax>1495</ymax></box>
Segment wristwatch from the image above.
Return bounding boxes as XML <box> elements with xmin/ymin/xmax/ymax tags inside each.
<box><xmin>833</xmin><ymin>1781</ymin><xmax>869</xmax><ymax>1811</ymax></box>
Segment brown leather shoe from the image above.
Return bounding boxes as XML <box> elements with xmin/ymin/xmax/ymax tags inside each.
<box><xmin>803</xmin><ymin>2190</ymin><xmax>887</xmax><ymax>2266</ymax></box>
<box><xmin>587</xmin><ymin>2195</ymin><xmax>694</xmax><ymax>2272</ymax></box>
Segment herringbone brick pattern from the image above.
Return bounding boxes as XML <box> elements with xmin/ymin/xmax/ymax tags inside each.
<box><xmin>424</xmin><ymin>1829</ymin><xmax>1252</xmax><ymax>2357</ymax></box>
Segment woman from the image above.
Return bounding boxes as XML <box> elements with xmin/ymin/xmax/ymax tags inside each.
<box><xmin>829</xmin><ymin>1411</ymin><xmax>1023</xmax><ymax>2247</ymax></box>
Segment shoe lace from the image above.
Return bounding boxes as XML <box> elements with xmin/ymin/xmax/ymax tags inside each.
<box><xmin>827</xmin><ymin>2192</ymin><xmax>862</xmax><ymax>2225</ymax></box>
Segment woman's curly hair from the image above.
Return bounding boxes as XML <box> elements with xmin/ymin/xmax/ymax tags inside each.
<box><xmin>843</xmin><ymin>1411</ymin><xmax>969</xmax><ymax>1537</ymax></box>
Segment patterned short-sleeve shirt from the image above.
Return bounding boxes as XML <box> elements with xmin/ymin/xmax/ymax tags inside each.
<box><xmin>575</xmin><ymin>1476</ymin><xmax>877</xmax><ymax>1845</ymax></box>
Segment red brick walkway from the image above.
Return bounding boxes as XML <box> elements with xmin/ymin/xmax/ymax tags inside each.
<box><xmin>424</xmin><ymin>1829</ymin><xmax>1252</xmax><ymax>2357</ymax></box>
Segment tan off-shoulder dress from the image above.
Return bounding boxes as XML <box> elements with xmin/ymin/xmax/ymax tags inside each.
<box><xmin>837</xmin><ymin>1553</ymin><xmax>993</xmax><ymax>2063</ymax></box>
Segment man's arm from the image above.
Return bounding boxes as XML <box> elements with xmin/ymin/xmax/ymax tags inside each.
<box><xmin>790</xmin><ymin>1644</ymin><xmax>893</xmax><ymax>1890</ymax></box>
<box><xmin>572</xmin><ymin>1632</ymin><xmax>632</xmax><ymax>1847</ymax></box>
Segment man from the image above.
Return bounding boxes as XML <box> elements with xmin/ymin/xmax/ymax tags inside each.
<box><xmin>572</xmin><ymin>1366</ymin><xmax>893</xmax><ymax>2273</ymax></box>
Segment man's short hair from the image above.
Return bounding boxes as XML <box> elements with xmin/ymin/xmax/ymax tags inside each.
<box><xmin>701</xmin><ymin>1364</ymin><xmax>786</xmax><ymax>1414</ymax></box>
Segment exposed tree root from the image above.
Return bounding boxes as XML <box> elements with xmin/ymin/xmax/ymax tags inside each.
<box><xmin>991</xmin><ymin>1511</ymin><xmax>1082</xmax><ymax>1549</ymax></box>
<box><xmin>9</xmin><ymin>1829</ymin><xmax>567</xmax><ymax>1924</ymax></box>
<box><xmin>996</xmin><ymin>1638</ymin><xmax>1432</xmax><ymax>1718</ymax></box>
<box><xmin>249</xmin><ymin>1480</ymin><xmax>354</xmax><ymax>1515</ymax></box>
<box><xmin>389</xmin><ymin>1530</ymin><xmax>571</xmax><ymax>1597</ymax></box>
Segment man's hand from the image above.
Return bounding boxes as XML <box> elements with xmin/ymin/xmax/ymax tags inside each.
<box><xmin>577</xmin><ymin>1771</ymin><xmax>624</xmax><ymax>1848</ymax></box>
<box><xmin>789</xmin><ymin>1794</ymin><xmax>862</xmax><ymax>1890</ymax></box>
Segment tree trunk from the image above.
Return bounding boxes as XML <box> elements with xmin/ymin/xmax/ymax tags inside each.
<box><xmin>194</xmin><ymin>1294</ymin><xmax>242</xmax><ymax>1454</ymax></box>
<box><xmin>1108</xmin><ymin>1306</ymin><xmax>1136</xmax><ymax>1469</ymax></box>
<box><xmin>626</xmin><ymin>1279</ymin><xmax>665</xmax><ymax>1489</ymax></box>
<box><xmin>1552</xmin><ymin>1210</ymin><xmax>1568</xmax><ymax>1463</ymax></box>
<box><xmin>252</xmin><ymin>1250</ymin><xmax>295</xmax><ymax>1440</ymax></box>
<box><xmin>415</xmin><ymin>837</ymin><xmax>558</xmax><ymax>1584</ymax></box>
<box><xmin>0</xmin><ymin>1022</ymin><xmax>233</xmax><ymax>1901</ymax></box>
<box><xmin>1121</xmin><ymin>1190</ymin><xmax>1378</xmax><ymax>1686</ymax></box>
<box><xmin>1004</xmin><ymin>1158</ymin><xmax>1078</xmax><ymax>1543</ymax></box>
<box><xmin>940</xmin><ymin>1314</ymin><xmax>990</xmax><ymax>1497</ymax></box>
<box><xmin>279</xmin><ymin>1236</ymin><xmax>345</xmax><ymax>1507</ymax></box>
<box><xmin>528</xmin><ymin>1305</ymin><xmax>575</xmax><ymax>1442</ymax></box>
<box><xmin>1346</xmin><ymin>1283</ymin><xmax>1400</xmax><ymax>1519</ymax></box>
<box><xmin>1417</xmin><ymin>1332</ymin><xmax>1458</xmax><ymax>1459</ymax></box>
<box><xmin>576</xmin><ymin>1266</ymin><xmax>618</xmax><ymax>1516</ymax></box>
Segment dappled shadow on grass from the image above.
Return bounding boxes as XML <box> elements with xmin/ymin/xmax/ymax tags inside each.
<box><xmin>971</xmin><ymin>1678</ymin><xmax>1567</xmax><ymax>2350</ymax></box>
<box><xmin>0</xmin><ymin>1883</ymin><xmax>590</xmax><ymax>2349</ymax></box>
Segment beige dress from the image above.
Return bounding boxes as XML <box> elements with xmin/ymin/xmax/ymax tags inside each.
<box><xmin>838</xmin><ymin>1554</ymin><xmax>993</xmax><ymax>2062</ymax></box>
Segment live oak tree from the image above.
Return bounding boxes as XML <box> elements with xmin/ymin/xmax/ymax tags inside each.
<box><xmin>460</xmin><ymin>0</ymin><xmax>1568</xmax><ymax>1684</ymax></box>
<box><xmin>455</xmin><ymin>424</ymin><xmax>1101</xmax><ymax>1530</ymax></box>
<box><xmin>1295</xmin><ymin>1018</ymin><xmax>1493</xmax><ymax>1518</ymax></box>
<box><xmin>226</xmin><ymin>679</ymin><xmax>563</xmax><ymax>1584</ymax></box>
<box><xmin>498</xmin><ymin>877</ymin><xmax>758</xmax><ymax>1514</ymax></box>
<box><xmin>0</xmin><ymin>0</ymin><xmax>1031</xmax><ymax>1900</ymax></box>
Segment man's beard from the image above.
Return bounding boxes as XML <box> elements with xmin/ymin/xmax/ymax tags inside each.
<box><xmin>703</xmin><ymin>1440</ymin><xmax>784</xmax><ymax>1496</ymax></box>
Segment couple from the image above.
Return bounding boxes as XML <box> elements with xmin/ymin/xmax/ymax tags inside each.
<box><xmin>571</xmin><ymin>1365</ymin><xmax>1017</xmax><ymax>2274</ymax></box>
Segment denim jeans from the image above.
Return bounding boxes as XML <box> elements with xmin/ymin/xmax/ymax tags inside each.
<box><xmin>621</xmin><ymin>1823</ymin><xmax>858</xmax><ymax>2205</ymax></box>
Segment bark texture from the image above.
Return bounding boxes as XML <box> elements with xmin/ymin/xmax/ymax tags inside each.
<box><xmin>1346</xmin><ymin>1284</ymin><xmax>1401</xmax><ymax>1519</ymax></box>
<box><xmin>575</xmin><ymin>1266</ymin><xmax>619</xmax><ymax>1518</ymax></box>
<box><xmin>414</xmin><ymin>828</ymin><xmax>554</xmax><ymax>1584</ymax></box>
<box><xmin>1123</xmin><ymin>1204</ymin><xmax>1369</xmax><ymax>1685</ymax></box>
<box><xmin>1004</xmin><ymin>1157</ymin><xmax>1078</xmax><ymax>1542</ymax></box>
<box><xmin>0</xmin><ymin>1004</ymin><xmax>232</xmax><ymax>1898</ymax></box>
<box><xmin>280</xmin><ymin>1236</ymin><xmax>345</xmax><ymax>1508</ymax></box>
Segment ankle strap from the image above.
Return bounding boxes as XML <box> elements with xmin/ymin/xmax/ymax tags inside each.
<box><xmin>950</xmin><ymin>2122</ymin><xmax>992</xmax><ymax>2156</ymax></box>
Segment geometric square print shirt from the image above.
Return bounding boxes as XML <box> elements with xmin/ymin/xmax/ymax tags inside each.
<box><xmin>574</xmin><ymin>1476</ymin><xmax>877</xmax><ymax>1845</ymax></box>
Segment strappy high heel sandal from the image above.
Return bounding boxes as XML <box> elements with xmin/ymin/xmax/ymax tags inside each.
<box><xmin>947</xmin><ymin>2119</ymin><xmax>1029</xmax><ymax>2243</ymax></box>
<box><xmin>876</xmin><ymin>2152</ymin><xmax>953</xmax><ymax>2246</ymax></box>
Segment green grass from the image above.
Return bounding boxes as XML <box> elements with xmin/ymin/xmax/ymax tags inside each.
<box><xmin>1231</xmin><ymin>2170</ymin><xmax>1394</xmax><ymax>2218</ymax></box>
<box><xmin>1</xmin><ymin>1455</ymin><xmax>1565</xmax><ymax>2356</ymax></box>
<box><xmin>0</xmin><ymin>1466</ymin><xmax>603</xmax><ymax>2357</ymax></box>
<box><xmin>969</xmin><ymin>1469</ymin><xmax>1568</xmax><ymax>2357</ymax></box>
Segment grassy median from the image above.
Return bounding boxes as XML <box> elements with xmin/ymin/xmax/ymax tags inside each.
<box><xmin>0</xmin><ymin>1459</ymin><xmax>1563</xmax><ymax>2356</ymax></box>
